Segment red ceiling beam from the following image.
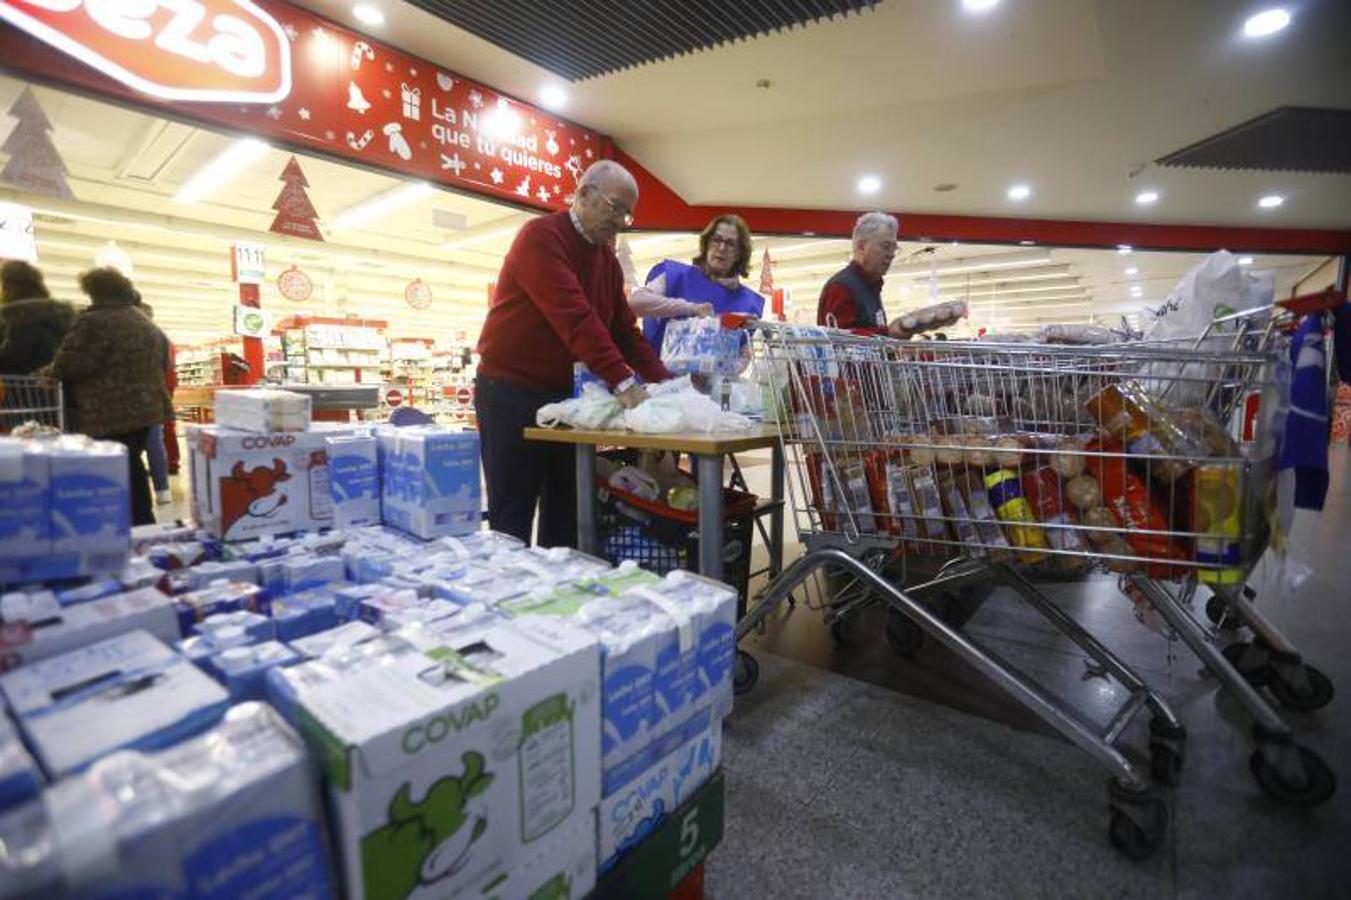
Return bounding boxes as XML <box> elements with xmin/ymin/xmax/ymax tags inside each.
<box><xmin>615</xmin><ymin>148</ymin><xmax>1351</xmax><ymax>255</ymax></box>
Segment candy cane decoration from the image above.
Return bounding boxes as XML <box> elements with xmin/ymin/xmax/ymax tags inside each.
<box><xmin>346</xmin><ymin>129</ymin><xmax>375</xmax><ymax>151</ymax></box>
<box><xmin>350</xmin><ymin>41</ymin><xmax>374</xmax><ymax>70</ymax></box>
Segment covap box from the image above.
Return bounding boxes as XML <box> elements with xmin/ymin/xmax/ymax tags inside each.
<box><xmin>0</xmin><ymin>630</ymin><xmax>229</xmax><ymax>779</ymax></box>
<box><xmin>328</xmin><ymin>435</ymin><xmax>381</xmax><ymax>528</ymax></box>
<box><xmin>293</xmin><ymin>615</ymin><xmax>601</xmax><ymax>900</ymax></box>
<box><xmin>378</xmin><ymin>427</ymin><xmax>481</xmax><ymax>539</ymax></box>
<box><xmin>187</xmin><ymin>425</ymin><xmax>335</xmax><ymax>542</ymax></box>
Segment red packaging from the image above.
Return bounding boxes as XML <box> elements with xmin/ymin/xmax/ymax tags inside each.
<box><xmin>1021</xmin><ymin>466</ymin><xmax>1091</xmax><ymax>570</ymax></box>
<box><xmin>864</xmin><ymin>450</ymin><xmax>923</xmax><ymax>550</ymax></box>
<box><xmin>1084</xmin><ymin>440</ymin><xmax>1190</xmax><ymax>577</ymax></box>
<box><xmin>805</xmin><ymin>450</ymin><xmax>843</xmax><ymax>532</ymax></box>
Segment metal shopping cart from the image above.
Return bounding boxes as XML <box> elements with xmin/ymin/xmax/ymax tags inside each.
<box><xmin>0</xmin><ymin>375</ymin><xmax>64</xmax><ymax>433</ymax></box>
<box><xmin>735</xmin><ymin>319</ymin><xmax>1336</xmax><ymax>859</ymax></box>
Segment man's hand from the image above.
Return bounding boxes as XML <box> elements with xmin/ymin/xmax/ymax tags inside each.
<box><xmin>617</xmin><ymin>384</ymin><xmax>650</xmax><ymax>409</ymax></box>
<box><xmin>693</xmin><ymin>303</ymin><xmax>715</xmax><ymax>317</ymax></box>
<box><xmin>887</xmin><ymin>317</ymin><xmax>915</xmax><ymax>339</ymax></box>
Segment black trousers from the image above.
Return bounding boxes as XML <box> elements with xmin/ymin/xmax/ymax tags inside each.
<box><xmin>474</xmin><ymin>375</ymin><xmax>576</xmax><ymax>548</ymax></box>
<box><xmin>105</xmin><ymin>429</ymin><xmax>155</xmax><ymax>526</ymax></box>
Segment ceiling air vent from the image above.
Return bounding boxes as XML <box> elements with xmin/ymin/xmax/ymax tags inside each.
<box><xmin>403</xmin><ymin>0</ymin><xmax>881</xmax><ymax>80</ymax></box>
<box><xmin>1155</xmin><ymin>107</ymin><xmax>1351</xmax><ymax>175</ymax></box>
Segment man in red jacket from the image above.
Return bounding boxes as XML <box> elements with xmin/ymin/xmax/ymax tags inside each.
<box><xmin>476</xmin><ymin>159</ymin><xmax>670</xmax><ymax>547</ymax></box>
<box><xmin>816</xmin><ymin>211</ymin><xmax>913</xmax><ymax>337</ymax></box>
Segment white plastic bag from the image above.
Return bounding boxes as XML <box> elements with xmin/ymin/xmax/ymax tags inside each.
<box><xmin>536</xmin><ymin>382</ymin><xmax>624</xmax><ymax>429</ymax></box>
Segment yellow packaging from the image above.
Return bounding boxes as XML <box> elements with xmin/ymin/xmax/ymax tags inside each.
<box><xmin>1195</xmin><ymin>464</ymin><xmax>1242</xmax><ymax>584</ymax></box>
<box><xmin>983</xmin><ymin>468</ymin><xmax>1047</xmax><ymax>562</ymax></box>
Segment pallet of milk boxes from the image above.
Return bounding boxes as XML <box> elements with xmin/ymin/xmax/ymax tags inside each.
<box><xmin>0</xmin><ymin>388</ymin><xmax>733</xmax><ymax>899</ymax></box>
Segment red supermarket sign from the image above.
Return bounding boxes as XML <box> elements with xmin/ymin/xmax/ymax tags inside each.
<box><xmin>0</xmin><ymin>0</ymin><xmax>603</xmax><ymax>210</ymax></box>
<box><xmin>0</xmin><ymin>0</ymin><xmax>291</xmax><ymax>103</ymax></box>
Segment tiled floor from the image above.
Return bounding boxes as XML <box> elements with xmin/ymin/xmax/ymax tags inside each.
<box><xmin>708</xmin><ymin>446</ymin><xmax>1351</xmax><ymax>898</ymax></box>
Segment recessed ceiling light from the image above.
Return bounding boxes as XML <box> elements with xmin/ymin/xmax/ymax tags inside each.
<box><xmin>1124</xmin><ymin>266</ymin><xmax>1139</xmax><ymax>276</ymax></box>
<box><xmin>1258</xmin><ymin>194</ymin><xmax>1284</xmax><ymax>209</ymax></box>
<box><xmin>1243</xmin><ymin>8</ymin><xmax>1290</xmax><ymax>38</ymax></box>
<box><xmin>857</xmin><ymin>174</ymin><xmax>882</xmax><ymax>194</ymax></box>
<box><xmin>352</xmin><ymin>4</ymin><xmax>384</xmax><ymax>26</ymax></box>
<box><xmin>963</xmin><ymin>0</ymin><xmax>1001</xmax><ymax>13</ymax></box>
<box><xmin>1117</xmin><ymin>245</ymin><xmax>1133</xmax><ymax>255</ymax></box>
<box><xmin>1007</xmin><ymin>184</ymin><xmax>1031</xmax><ymax>201</ymax></box>
<box><xmin>1238</xmin><ymin>256</ymin><xmax>1254</xmax><ymax>266</ymax></box>
<box><xmin>539</xmin><ymin>85</ymin><xmax>567</xmax><ymax>111</ymax></box>
<box><xmin>1134</xmin><ymin>190</ymin><xmax>1160</xmax><ymax>205</ymax></box>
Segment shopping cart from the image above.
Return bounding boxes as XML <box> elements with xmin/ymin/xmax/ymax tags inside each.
<box><xmin>736</xmin><ymin>320</ymin><xmax>1335</xmax><ymax>859</ymax></box>
<box><xmin>0</xmin><ymin>375</ymin><xmax>64</xmax><ymax>434</ymax></box>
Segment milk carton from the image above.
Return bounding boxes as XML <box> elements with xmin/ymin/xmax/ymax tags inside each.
<box><xmin>378</xmin><ymin>426</ymin><xmax>481</xmax><ymax>539</ymax></box>
<box><xmin>213</xmin><ymin>387</ymin><xmax>312</xmax><ymax>433</ymax></box>
<box><xmin>0</xmin><ymin>716</ymin><xmax>41</xmax><ymax>811</ymax></box>
<box><xmin>598</xmin><ymin>717</ymin><xmax>721</xmax><ymax>873</ymax></box>
<box><xmin>210</xmin><ymin>641</ymin><xmax>302</xmax><ymax>701</ymax></box>
<box><xmin>293</xmin><ymin>616</ymin><xmax>601</xmax><ymax>900</ymax></box>
<box><xmin>186</xmin><ymin>425</ymin><xmax>334</xmax><ymax>541</ymax></box>
<box><xmin>173</xmin><ymin>581</ymin><xmax>270</xmax><ymax>634</ymax></box>
<box><xmin>0</xmin><ymin>439</ymin><xmax>50</xmax><ymax>582</ymax></box>
<box><xmin>48</xmin><ymin>437</ymin><xmax>131</xmax><ymax>577</ymax></box>
<box><xmin>329</xmin><ymin>435</ymin><xmax>382</xmax><ymax>528</ymax></box>
<box><xmin>270</xmin><ymin>588</ymin><xmax>340</xmax><ymax>642</ymax></box>
<box><xmin>288</xmin><ymin>620</ymin><xmax>381</xmax><ymax>658</ymax></box>
<box><xmin>0</xmin><ymin>630</ymin><xmax>229</xmax><ymax>778</ymax></box>
<box><xmin>0</xmin><ymin>703</ymin><xmax>337</xmax><ymax>899</ymax></box>
<box><xmin>3</xmin><ymin>586</ymin><xmax>179</xmax><ymax>666</ymax></box>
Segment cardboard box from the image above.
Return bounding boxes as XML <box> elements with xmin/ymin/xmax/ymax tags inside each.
<box><xmin>0</xmin><ymin>715</ymin><xmax>42</xmax><ymax>812</ymax></box>
<box><xmin>0</xmin><ymin>630</ymin><xmax>230</xmax><ymax>778</ymax></box>
<box><xmin>48</xmin><ymin>437</ymin><xmax>131</xmax><ymax>576</ymax></box>
<box><xmin>0</xmin><ymin>439</ymin><xmax>51</xmax><ymax>581</ymax></box>
<box><xmin>480</xmin><ymin>810</ymin><xmax>596</xmax><ymax>899</ymax></box>
<box><xmin>293</xmin><ymin>616</ymin><xmax>601</xmax><ymax>900</ymax></box>
<box><xmin>213</xmin><ymin>388</ymin><xmax>312</xmax><ymax>433</ymax></box>
<box><xmin>378</xmin><ymin>427</ymin><xmax>481</xmax><ymax>539</ymax></box>
<box><xmin>328</xmin><ymin>435</ymin><xmax>382</xmax><ymax>528</ymax></box>
<box><xmin>187</xmin><ymin>425</ymin><xmax>334</xmax><ymax>541</ymax></box>
<box><xmin>0</xmin><ymin>703</ymin><xmax>337</xmax><ymax>899</ymax></box>
<box><xmin>5</xmin><ymin>586</ymin><xmax>179</xmax><ymax>666</ymax></box>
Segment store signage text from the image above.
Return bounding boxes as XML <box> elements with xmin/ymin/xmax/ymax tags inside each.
<box><xmin>0</xmin><ymin>0</ymin><xmax>291</xmax><ymax>103</ymax></box>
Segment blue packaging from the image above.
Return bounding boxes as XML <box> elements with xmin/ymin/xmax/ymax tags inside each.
<box><xmin>196</xmin><ymin>609</ymin><xmax>276</xmax><ymax>643</ymax></box>
<box><xmin>328</xmin><ymin>435</ymin><xmax>381</xmax><ymax>528</ymax></box>
<box><xmin>173</xmin><ymin>582</ymin><xmax>270</xmax><ymax>635</ymax></box>
<box><xmin>0</xmin><ymin>630</ymin><xmax>229</xmax><ymax>778</ymax></box>
<box><xmin>270</xmin><ymin>588</ymin><xmax>339</xmax><ymax>642</ymax></box>
<box><xmin>0</xmin><ymin>439</ymin><xmax>52</xmax><ymax>584</ymax></box>
<box><xmin>184</xmin><ymin>559</ymin><xmax>260</xmax><ymax>591</ymax></box>
<box><xmin>286</xmin><ymin>620</ymin><xmax>381</xmax><ymax>659</ymax></box>
<box><xmin>0</xmin><ymin>716</ymin><xmax>41</xmax><ymax>811</ymax></box>
<box><xmin>53</xmin><ymin>578</ymin><xmax>123</xmax><ymax>608</ymax></box>
<box><xmin>377</xmin><ymin>426</ymin><xmax>481</xmax><ymax>539</ymax></box>
<box><xmin>210</xmin><ymin>641</ymin><xmax>302</xmax><ymax>701</ymax></box>
<box><xmin>48</xmin><ymin>437</ymin><xmax>131</xmax><ymax>578</ymax></box>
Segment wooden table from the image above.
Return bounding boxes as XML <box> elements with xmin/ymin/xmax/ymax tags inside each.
<box><xmin>522</xmin><ymin>424</ymin><xmax>785</xmax><ymax>583</ymax></box>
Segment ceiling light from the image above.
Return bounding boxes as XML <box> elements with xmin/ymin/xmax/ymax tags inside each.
<box><xmin>962</xmin><ymin>0</ymin><xmax>1001</xmax><ymax>13</ymax></box>
<box><xmin>482</xmin><ymin>100</ymin><xmax>522</xmax><ymax>140</ymax></box>
<box><xmin>352</xmin><ymin>4</ymin><xmax>384</xmax><ymax>26</ymax></box>
<box><xmin>856</xmin><ymin>175</ymin><xmax>882</xmax><ymax>195</ymax></box>
<box><xmin>539</xmin><ymin>85</ymin><xmax>567</xmax><ymax>112</ymax></box>
<box><xmin>1129</xmin><ymin>286</ymin><xmax>1143</xmax><ymax>297</ymax></box>
<box><xmin>1124</xmin><ymin>266</ymin><xmax>1138</xmax><ymax>276</ymax></box>
<box><xmin>1007</xmin><ymin>184</ymin><xmax>1031</xmax><ymax>202</ymax></box>
<box><xmin>1134</xmin><ymin>190</ymin><xmax>1160</xmax><ymax>205</ymax></box>
<box><xmin>1243</xmin><ymin>8</ymin><xmax>1290</xmax><ymax>38</ymax></box>
<box><xmin>332</xmin><ymin>182</ymin><xmax>436</xmax><ymax>230</ymax></box>
<box><xmin>1258</xmin><ymin>194</ymin><xmax>1284</xmax><ymax>209</ymax></box>
<box><xmin>174</xmin><ymin>138</ymin><xmax>269</xmax><ymax>204</ymax></box>
<box><xmin>1117</xmin><ymin>245</ymin><xmax>1133</xmax><ymax>255</ymax></box>
<box><xmin>1238</xmin><ymin>256</ymin><xmax>1254</xmax><ymax>266</ymax></box>
<box><xmin>1019</xmin><ymin>240</ymin><xmax>1035</xmax><ymax>246</ymax></box>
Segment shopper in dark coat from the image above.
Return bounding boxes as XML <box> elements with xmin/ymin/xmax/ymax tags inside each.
<box><xmin>43</xmin><ymin>267</ymin><xmax>173</xmax><ymax>525</ymax></box>
<box><xmin>0</xmin><ymin>260</ymin><xmax>75</xmax><ymax>374</ymax></box>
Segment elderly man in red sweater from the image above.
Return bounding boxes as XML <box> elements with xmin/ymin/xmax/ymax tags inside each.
<box><xmin>476</xmin><ymin>159</ymin><xmax>670</xmax><ymax>547</ymax></box>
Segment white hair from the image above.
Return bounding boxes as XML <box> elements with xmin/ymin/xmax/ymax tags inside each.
<box><xmin>577</xmin><ymin>159</ymin><xmax>637</xmax><ymax>194</ymax></box>
<box><xmin>852</xmin><ymin>211</ymin><xmax>899</xmax><ymax>244</ymax></box>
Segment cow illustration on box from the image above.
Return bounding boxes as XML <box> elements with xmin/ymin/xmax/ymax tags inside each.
<box><xmin>220</xmin><ymin>459</ymin><xmax>292</xmax><ymax>540</ymax></box>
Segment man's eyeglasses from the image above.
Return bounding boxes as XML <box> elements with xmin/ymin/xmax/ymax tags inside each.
<box><xmin>595</xmin><ymin>192</ymin><xmax>634</xmax><ymax>227</ymax></box>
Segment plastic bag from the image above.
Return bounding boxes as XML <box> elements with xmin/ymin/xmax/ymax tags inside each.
<box><xmin>624</xmin><ymin>389</ymin><xmax>753</xmax><ymax>434</ymax></box>
<box><xmin>536</xmin><ymin>382</ymin><xmax>624</xmax><ymax>429</ymax></box>
<box><xmin>661</xmin><ymin>317</ymin><xmax>745</xmax><ymax>377</ymax></box>
<box><xmin>1037</xmin><ymin>323</ymin><xmax>1120</xmax><ymax>345</ymax></box>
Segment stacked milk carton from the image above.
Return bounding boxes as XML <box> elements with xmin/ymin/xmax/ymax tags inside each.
<box><xmin>0</xmin><ymin>435</ymin><xmax>131</xmax><ymax>584</ymax></box>
<box><xmin>377</xmin><ymin>425</ymin><xmax>481</xmax><ymax>539</ymax></box>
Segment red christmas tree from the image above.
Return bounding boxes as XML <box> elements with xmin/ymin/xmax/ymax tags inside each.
<box><xmin>1</xmin><ymin>87</ymin><xmax>74</xmax><ymax>200</ymax></box>
<box><xmin>269</xmin><ymin>156</ymin><xmax>323</xmax><ymax>241</ymax></box>
<box><xmin>758</xmin><ymin>247</ymin><xmax>774</xmax><ymax>294</ymax></box>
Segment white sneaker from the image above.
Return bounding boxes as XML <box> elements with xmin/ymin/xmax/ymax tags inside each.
<box><xmin>155</xmin><ymin>489</ymin><xmax>173</xmax><ymax>505</ymax></box>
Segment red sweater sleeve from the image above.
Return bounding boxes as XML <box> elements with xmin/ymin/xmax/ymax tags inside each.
<box><xmin>817</xmin><ymin>282</ymin><xmax>886</xmax><ymax>335</ymax></box>
<box><xmin>511</xmin><ymin>223</ymin><xmax>643</xmax><ymax>387</ymax></box>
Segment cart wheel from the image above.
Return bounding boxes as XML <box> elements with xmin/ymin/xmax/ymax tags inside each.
<box><xmin>885</xmin><ymin>609</ymin><xmax>925</xmax><ymax>658</ymax></box>
<box><xmin>1205</xmin><ymin>596</ymin><xmax>1244</xmax><ymax>631</ymax></box>
<box><xmin>1267</xmin><ymin>663</ymin><xmax>1334</xmax><ymax>712</ymax></box>
<box><xmin>1107</xmin><ymin>797</ymin><xmax>1168</xmax><ymax>861</ymax></box>
<box><xmin>733</xmin><ymin>651</ymin><xmax>759</xmax><ymax>696</ymax></box>
<box><xmin>1149</xmin><ymin>743</ymin><xmax>1184</xmax><ymax>786</ymax></box>
<box><xmin>828</xmin><ymin>615</ymin><xmax>856</xmax><ymax>646</ymax></box>
<box><xmin>1249</xmin><ymin>743</ymin><xmax>1336</xmax><ymax>806</ymax></box>
<box><xmin>1221</xmin><ymin>641</ymin><xmax>1272</xmax><ymax>687</ymax></box>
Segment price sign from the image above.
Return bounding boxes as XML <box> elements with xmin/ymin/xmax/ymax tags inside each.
<box><xmin>0</xmin><ymin>203</ymin><xmax>36</xmax><ymax>262</ymax></box>
<box><xmin>231</xmin><ymin>242</ymin><xmax>266</xmax><ymax>285</ymax></box>
<box><xmin>0</xmin><ymin>0</ymin><xmax>293</xmax><ymax>104</ymax></box>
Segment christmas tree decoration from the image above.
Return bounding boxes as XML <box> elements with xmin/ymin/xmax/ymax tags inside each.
<box><xmin>405</xmin><ymin>278</ymin><xmax>432</xmax><ymax>309</ymax></box>
<box><xmin>758</xmin><ymin>247</ymin><xmax>774</xmax><ymax>295</ymax></box>
<box><xmin>1</xmin><ymin>87</ymin><xmax>74</xmax><ymax>200</ymax></box>
<box><xmin>269</xmin><ymin>156</ymin><xmax>323</xmax><ymax>241</ymax></box>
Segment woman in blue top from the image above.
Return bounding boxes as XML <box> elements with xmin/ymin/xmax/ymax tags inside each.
<box><xmin>631</xmin><ymin>214</ymin><xmax>765</xmax><ymax>355</ymax></box>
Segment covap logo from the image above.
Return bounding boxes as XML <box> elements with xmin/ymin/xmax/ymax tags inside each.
<box><xmin>1</xmin><ymin>0</ymin><xmax>292</xmax><ymax>104</ymax></box>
